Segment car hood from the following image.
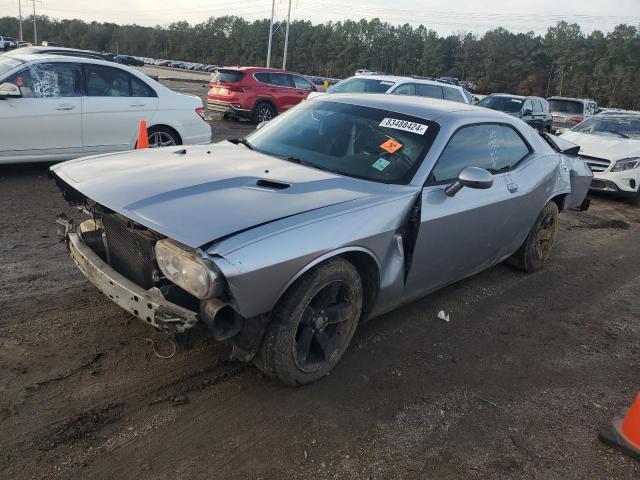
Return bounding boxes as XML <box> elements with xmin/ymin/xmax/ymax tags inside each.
<box><xmin>51</xmin><ymin>143</ymin><xmax>384</xmax><ymax>248</ymax></box>
<box><xmin>559</xmin><ymin>131</ymin><xmax>640</xmax><ymax>161</ymax></box>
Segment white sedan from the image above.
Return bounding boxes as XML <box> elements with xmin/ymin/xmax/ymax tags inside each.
<box><xmin>560</xmin><ymin>112</ymin><xmax>640</xmax><ymax>204</ymax></box>
<box><xmin>0</xmin><ymin>52</ymin><xmax>211</xmax><ymax>164</ymax></box>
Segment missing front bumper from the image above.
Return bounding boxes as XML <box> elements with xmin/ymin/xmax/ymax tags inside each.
<box><xmin>66</xmin><ymin>225</ymin><xmax>198</xmax><ymax>334</ymax></box>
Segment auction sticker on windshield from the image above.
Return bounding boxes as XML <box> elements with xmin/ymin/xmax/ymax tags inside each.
<box><xmin>379</xmin><ymin>118</ymin><xmax>428</xmax><ymax>135</ymax></box>
<box><xmin>380</xmin><ymin>138</ymin><xmax>403</xmax><ymax>153</ymax></box>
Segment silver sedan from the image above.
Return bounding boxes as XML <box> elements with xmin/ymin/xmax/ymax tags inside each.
<box><xmin>51</xmin><ymin>94</ymin><xmax>592</xmax><ymax>385</ymax></box>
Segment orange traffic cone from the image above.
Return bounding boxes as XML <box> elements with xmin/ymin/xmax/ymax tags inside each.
<box><xmin>136</xmin><ymin>120</ymin><xmax>149</xmax><ymax>149</ymax></box>
<box><xmin>599</xmin><ymin>392</ymin><xmax>640</xmax><ymax>462</ymax></box>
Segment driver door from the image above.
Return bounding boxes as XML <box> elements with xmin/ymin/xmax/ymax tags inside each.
<box><xmin>404</xmin><ymin>123</ymin><xmax>532</xmax><ymax>297</ymax></box>
<box><xmin>0</xmin><ymin>61</ymin><xmax>83</xmax><ymax>162</ymax></box>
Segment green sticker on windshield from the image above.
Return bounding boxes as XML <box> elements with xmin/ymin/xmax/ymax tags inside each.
<box><xmin>371</xmin><ymin>158</ymin><xmax>391</xmax><ymax>171</ymax></box>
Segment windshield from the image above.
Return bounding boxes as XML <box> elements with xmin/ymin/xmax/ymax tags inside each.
<box><xmin>478</xmin><ymin>96</ymin><xmax>523</xmax><ymax>113</ymax></box>
<box><xmin>0</xmin><ymin>56</ymin><xmax>24</xmax><ymax>78</ymax></box>
<box><xmin>246</xmin><ymin>100</ymin><xmax>440</xmax><ymax>184</ymax></box>
<box><xmin>328</xmin><ymin>77</ymin><xmax>395</xmax><ymax>94</ymax></box>
<box><xmin>548</xmin><ymin>99</ymin><xmax>583</xmax><ymax>114</ymax></box>
<box><xmin>573</xmin><ymin>115</ymin><xmax>640</xmax><ymax>139</ymax></box>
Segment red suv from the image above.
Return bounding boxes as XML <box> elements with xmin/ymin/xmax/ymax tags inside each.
<box><xmin>207</xmin><ymin>67</ymin><xmax>317</xmax><ymax>123</ymax></box>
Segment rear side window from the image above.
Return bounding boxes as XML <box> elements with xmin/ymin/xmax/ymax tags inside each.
<box><xmin>83</xmin><ymin>65</ymin><xmax>155</xmax><ymax>97</ymax></box>
<box><xmin>417</xmin><ymin>84</ymin><xmax>443</xmax><ymax>99</ymax></box>
<box><xmin>292</xmin><ymin>75</ymin><xmax>313</xmax><ymax>90</ymax></box>
<box><xmin>267</xmin><ymin>73</ymin><xmax>293</xmax><ymax>88</ymax></box>
<box><xmin>212</xmin><ymin>70</ymin><xmax>245</xmax><ymax>83</ymax></box>
<box><xmin>430</xmin><ymin>124</ymin><xmax>530</xmax><ymax>183</ymax></box>
<box><xmin>523</xmin><ymin>99</ymin><xmax>533</xmax><ymax>112</ymax></box>
<box><xmin>392</xmin><ymin>83</ymin><xmax>416</xmax><ymax>95</ymax></box>
<box><xmin>7</xmin><ymin>62</ymin><xmax>81</xmax><ymax>98</ymax></box>
<box><xmin>540</xmin><ymin>99</ymin><xmax>550</xmax><ymax>112</ymax></box>
<box><xmin>443</xmin><ymin>87</ymin><xmax>465</xmax><ymax>103</ymax></box>
<box><xmin>131</xmin><ymin>76</ymin><xmax>156</xmax><ymax>97</ymax></box>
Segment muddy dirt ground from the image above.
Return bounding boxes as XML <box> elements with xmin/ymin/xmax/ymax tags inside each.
<box><xmin>1</xmin><ymin>79</ymin><xmax>639</xmax><ymax>480</ymax></box>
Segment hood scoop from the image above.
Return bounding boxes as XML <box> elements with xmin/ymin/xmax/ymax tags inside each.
<box><xmin>255</xmin><ymin>179</ymin><xmax>290</xmax><ymax>191</ymax></box>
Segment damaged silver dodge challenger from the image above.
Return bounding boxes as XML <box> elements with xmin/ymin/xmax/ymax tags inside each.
<box><xmin>51</xmin><ymin>94</ymin><xmax>592</xmax><ymax>385</ymax></box>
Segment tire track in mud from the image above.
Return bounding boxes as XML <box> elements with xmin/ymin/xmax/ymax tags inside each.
<box><xmin>1</xmin><ymin>351</ymin><xmax>248</xmax><ymax>475</ymax></box>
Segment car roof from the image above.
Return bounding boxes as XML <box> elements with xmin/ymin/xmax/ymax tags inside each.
<box><xmin>548</xmin><ymin>96</ymin><xmax>595</xmax><ymax>103</ymax></box>
<box><xmin>1</xmin><ymin>51</ymin><xmax>152</xmax><ymax>74</ymax></box>
<box><xmin>219</xmin><ymin>66</ymin><xmax>301</xmax><ymax>74</ymax></box>
<box><xmin>314</xmin><ymin>93</ymin><xmax>477</xmax><ymax>120</ymax></box>
<box><xmin>341</xmin><ymin>74</ymin><xmax>465</xmax><ymax>89</ymax></box>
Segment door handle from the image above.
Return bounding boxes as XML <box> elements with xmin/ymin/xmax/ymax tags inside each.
<box><xmin>507</xmin><ymin>183</ymin><xmax>519</xmax><ymax>193</ymax></box>
<box><xmin>129</xmin><ymin>103</ymin><xmax>146</xmax><ymax>107</ymax></box>
<box><xmin>55</xmin><ymin>104</ymin><xmax>76</xmax><ymax>111</ymax></box>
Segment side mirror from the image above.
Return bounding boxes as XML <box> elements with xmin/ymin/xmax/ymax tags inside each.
<box><xmin>256</xmin><ymin>121</ymin><xmax>268</xmax><ymax>130</ymax></box>
<box><xmin>0</xmin><ymin>82</ymin><xmax>21</xmax><ymax>99</ymax></box>
<box><xmin>444</xmin><ymin>166</ymin><xmax>494</xmax><ymax>197</ymax></box>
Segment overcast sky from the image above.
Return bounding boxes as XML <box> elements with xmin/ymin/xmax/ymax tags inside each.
<box><xmin>2</xmin><ymin>0</ymin><xmax>640</xmax><ymax>35</ymax></box>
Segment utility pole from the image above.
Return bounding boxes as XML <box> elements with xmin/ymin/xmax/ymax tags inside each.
<box><xmin>266</xmin><ymin>0</ymin><xmax>275</xmax><ymax>68</ymax></box>
<box><xmin>559</xmin><ymin>64</ymin><xmax>565</xmax><ymax>96</ymax></box>
<box><xmin>282</xmin><ymin>0</ymin><xmax>292</xmax><ymax>70</ymax></box>
<box><xmin>18</xmin><ymin>0</ymin><xmax>23</xmax><ymax>41</ymax></box>
<box><xmin>29</xmin><ymin>0</ymin><xmax>42</xmax><ymax>45</ymax></box>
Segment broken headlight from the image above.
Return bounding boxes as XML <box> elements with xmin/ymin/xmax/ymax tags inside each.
<box><xmin>611</xmin><ymin>157</ymin><xmax>640</xmax><ymax>172</ymax></box>
<box><xmin>155</xmin><ymin>239</ymin><xmax>220</xmax><ymax>299</ymax></box>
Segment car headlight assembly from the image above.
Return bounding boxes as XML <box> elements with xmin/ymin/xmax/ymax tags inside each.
<box><xmin>611</xmin><ymin>157</ymin><xmax>640</xmax><ymax>172</ymax></box>
<box><xmin>155</xmin><ymin>239</ymin><xmax>221</xmax><ymax>299</ymax></box>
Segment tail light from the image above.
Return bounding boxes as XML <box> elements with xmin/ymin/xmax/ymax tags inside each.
<box><xmin>227</xmin><ymin>85</ymin><xmax>245</xmax><ymax>93</ymax></box>
<box><xmin>571</xmin><ymin>115</ymin><xmax>584</xmax><ymax>123</ymax></box>
<box><xmin>195</xmin><ymin>107</ymin><xmax>206</xmax><ymax>121</ymax></box>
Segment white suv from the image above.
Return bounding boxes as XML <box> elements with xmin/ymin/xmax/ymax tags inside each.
<box><xmin>0</xmin><ymin>36</ymin><xmax>17</xmax><ymax>51</ymax></box>
<box><xmin>560</xmin><ymin>112</ymin><xmax>640</xmax><ymax>204</ymax></box>
<box><xmin>309</xmin><ymin>74</ymin><xmax>472</xmax><ymax>104</ymax></box>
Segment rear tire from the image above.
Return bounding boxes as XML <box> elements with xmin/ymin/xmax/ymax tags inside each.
<box><xmin>507</xmin><ymin>201</ymin><xmax>559</xmax><ymax>273</ymax></box>
<box><xmin>254</xmin><ymin>258</ymin><xmax>363</xmax><ymax>386</ymax></box>
<box><xmin>147</xmin><ymin>125</ymin><xmax>181</xmax><ymax>148</ymax></box>
<box><xmin>252</xmin><ymin>102</ymin><xmax>276</xmax><ymax>124</ymax></box>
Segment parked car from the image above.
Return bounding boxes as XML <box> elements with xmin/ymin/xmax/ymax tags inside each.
<box><xmin>0</xmin><ymin>36</ymin><xmax>17</xmax><ymax>50</ymax></box>
<box><xmin>478</xmin><ymin>94</ymin><xmax>553</xmax><ymax>133</ymax></box>
<box><xmin>0</xmin><ymin>52</ymin><xmax>211</xmax><ymax>163</ymax></box>
<box><xmin>355</xmin><ymin>69</ymin><xmax>373</xmax><ymax>76</ymax></box>
<box><xmin>51</xmin><ymin>94</ymin><xmax>591</xmax><ymax>385</ymax></box>
<box><xmin>11</xmin><ymin>46</ymin><xmax>115</xmax><ymax>62</ymax></box>
<box><xmin>548</xmin><ymin>96</ymin><xmax>597</xmax><ymax>132</ymax></box>
<box><xmin>559</xmin><ymin>112</ymin><xmax>640</xmax><ymax>204</ymax></box>
<box><xmin>309</xmin><ymin>75</ymin><xmax>471</xmax><ymax>104</ymax></box>
<box><xmin>207</xmin><ymin>67</ymin><xmax>317</xmax><ymax>122</ymax></box>
<box><xmin>115</xmin><ymin>55</ymin><xmax>144</xmax><ymax>67</ymax></box>
<box><xmin>437</xmin><ymin>76</ymin><xmax>459</xmax><ymax>85</ymax></box>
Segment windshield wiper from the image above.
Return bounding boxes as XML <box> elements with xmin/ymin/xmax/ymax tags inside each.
<box><xmin>228</xmin><ymin>138</ymin><xmax>256</xmax><ymax>150</ymax></box>
<box><xmin>598</xmin><ymin>129</ymin><xmax>630</xmax><ymax>139</ymax></box>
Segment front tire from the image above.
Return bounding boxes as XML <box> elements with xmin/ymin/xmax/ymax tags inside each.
<box><xmin>507</xmin><ymin>201</ymin><xmax>559</xmax><ymax>273</ymax></box>
<box><xmin>254</xmin><ymin>258</ymin><xmax>363</xmax><ymax>386</ymax></box>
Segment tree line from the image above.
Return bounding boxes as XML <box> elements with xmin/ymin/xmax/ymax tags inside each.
<box><xmin>1</xmin><ymin>15</ymin><xmax>639</xmax><ymax>109</ymax></box>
